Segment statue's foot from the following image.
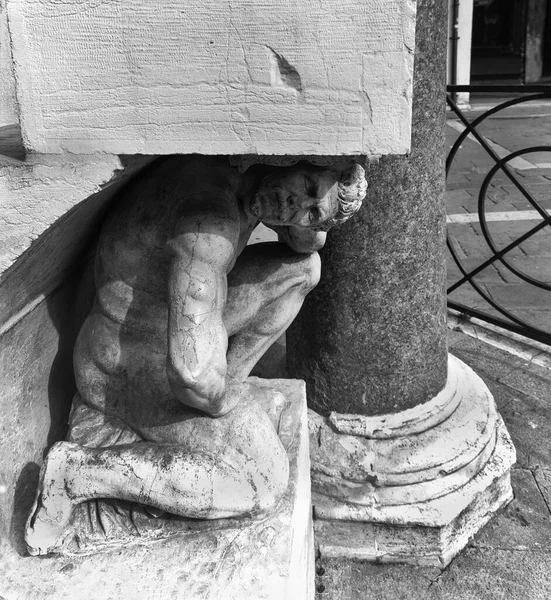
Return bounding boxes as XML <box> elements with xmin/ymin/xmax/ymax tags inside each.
<box><xmin>25</xmin><ymin>442</ymin><xmax>77</xmax><ymax>556</ymax></box>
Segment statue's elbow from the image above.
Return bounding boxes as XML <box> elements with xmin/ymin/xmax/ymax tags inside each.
<box><xmin>166</xmin><ymin>362</ymin><xmax>229</xmax><ymax>417</ymax></box>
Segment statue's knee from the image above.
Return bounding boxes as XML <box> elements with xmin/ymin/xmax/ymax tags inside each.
<box><xmin>300</xmin><ymin>251</ymin><xmax>321</xmax><ymax>292</ymax></box>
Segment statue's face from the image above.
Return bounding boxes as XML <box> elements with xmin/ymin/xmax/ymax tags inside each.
<box><xmin>250</xmin><ymin>165</ymin><xmax>339</xmax><ymax>228</ymax></box>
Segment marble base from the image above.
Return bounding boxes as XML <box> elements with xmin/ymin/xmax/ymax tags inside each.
<box><xmin>1</xmin><ymin>379</ymin><xmax>314</xmax><ymax>600</ymax></box>
<box><xmin>310</xmin><ymin>355</ymin><xmax>516</xmax><ymax>567</ymax></box>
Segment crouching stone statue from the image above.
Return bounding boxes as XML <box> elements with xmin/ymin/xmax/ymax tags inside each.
<box><xmin>25</xmin><ymin>156</ymin><xmax>367</xmax><ymax>555</ymax></box>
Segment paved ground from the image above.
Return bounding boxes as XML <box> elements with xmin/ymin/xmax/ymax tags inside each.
<box><xmin>315</xmin><ymin>328</ymin><xmax>551</xmax><ymax>600</ymax></box>
<box><xmin>446</xmin><ymin>95</ymin><xmax>551</xmax><ymax>338</ymax></box>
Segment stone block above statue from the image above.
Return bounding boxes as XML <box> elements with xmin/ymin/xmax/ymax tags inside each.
<box><xmin>5</xmin><ymin>0</ymin><xmax>416</xmax><ymax>156</ymax></box>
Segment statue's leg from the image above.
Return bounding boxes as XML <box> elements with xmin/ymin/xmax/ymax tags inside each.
<box><xmin>224</xmin><ymin>242</ymin><xmax>321</xmax><ymax>381</ymax></box>
<box><xmin>26</xmin><ymin>398</ymin><xmax>288</xmax><ymax>555</ymax></box>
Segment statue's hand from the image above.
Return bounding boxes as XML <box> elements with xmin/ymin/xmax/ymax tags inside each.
<box><xmin>168</xmin><ymin>340</ymin><xmax>235</xmax><ymax>417</ymax></box>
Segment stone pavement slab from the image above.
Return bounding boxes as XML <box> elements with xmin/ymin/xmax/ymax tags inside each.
<box><xmin>316</xmin><ymin>549</ymin><xmax>551</xmax><ymax>600</ymax></box>
<box><xmin>533</xmin><ymin>468</ymin><xmax>551</xmax><ymax>514</ymax></box>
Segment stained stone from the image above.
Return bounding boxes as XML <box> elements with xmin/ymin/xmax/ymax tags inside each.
<box><xmin>287</xmin><ymin>0</ymin><xmax>449</xmax><ymax>416</ymax></box>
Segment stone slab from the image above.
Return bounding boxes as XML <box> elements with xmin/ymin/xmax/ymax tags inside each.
<box><xmin>6</xmin><ymin>0</ymin><xmax>415</xmax><ymax>156</ymax></box>
<box><xmin>499</xmin><ymin>389</ymin><xmax>551</xmax><ymax>470</ymax></box>
<box><xmin>471</xmin><ymin>467</ymin><xmax>551</xmax><ymax>551</ymax></box>
<box><xmin>533</xmin><ymin>467</ymin><xmax>551</xmax><ymax>515</ymax></box>
<box><xmin>1</xmin><ymin>379</ymin><xmax>314</xmax><ymax>600</ymax></box>
<box><xmin>315</xmin><ymin>548</ymin><xmax>551</xmax><ymax>600</ymax></box>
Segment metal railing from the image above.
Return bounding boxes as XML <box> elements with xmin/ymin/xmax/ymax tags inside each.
<box><xmin>446</xmin><ymin>85</ymin><xmax>551</xmax><ymax>345</ymax></box>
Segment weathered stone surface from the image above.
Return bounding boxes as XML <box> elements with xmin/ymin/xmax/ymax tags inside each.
<box><xmin>316</xmin><ymin>547</ymin><xmax>551</xmax><ymax>600</ymax></box>
<box><xmin>6</xmin><ymin>0</ymin><xmax>416</xmax><ymax>156</ymax></box>
<box><xmin>326</xmin><ymin>354</ymin><xmax>460</xmax><ymax>438</ymax></box>
<box><xmin>309</xmin><ymin>355</ymin><xmax>516</xmax><ymax>567</ymax></box>
<box><xmin>471</xmin><ymin>467</ymin><xmax>551</xmax><ymax>552</ymax></box>
<box><xmin>314</xmin><ymin>418</ymin><xmax>514</xmax><ymax>567</ymax></box>
<box><xmin>287</xmin><ymin>0</ymin><xmax>448</xmax><ymax>416</ymax></box>
<box><xmin>2</xmin><ymin>380</ymin><xmax>314</xmax><ymax>600</ymax></box>
<box><xmin>310</xmin><ymin>356</ymin><xmax>498</xmax><ymax>498</ymax></box>
<box><xmin>0</xmin><ymin>154</ymin><xmax>152</xmax><ymax>279</ymax></box>
<box><xmin>0</xmin><ymin>155</ymin><xmax>151</xmax><ymax>543</ymax></box>
<box><xmin>0</xmin><ymin>272</ymin><xmax>89</xmax><ymax>543</ymax></box>
<box><xmin>499</xmin><ymin>387</ymin><xmax>551</xmax><ymax>470</ymax></box>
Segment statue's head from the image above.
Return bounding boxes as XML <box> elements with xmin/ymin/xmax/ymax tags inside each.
<box><xmin>249</xmin><ymin>162</ymin><xmax>367</xmax><ymax>231</ymax></box>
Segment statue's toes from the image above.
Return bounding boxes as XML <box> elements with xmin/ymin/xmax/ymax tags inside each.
<box><xmin>25</xmin><ymin>516</ymin><xmax>62</xmax><ymax>556</ymax></box>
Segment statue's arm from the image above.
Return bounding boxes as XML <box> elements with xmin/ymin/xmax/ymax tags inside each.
<box><xmin>166</xmin><ymin>211</ymin><xmax>237</xmax><ymax>417</ymax></box>
<box><xmin>267</xmin><ymin>225</ymin><xmax>327</xmax><ymax>254</ymax></box>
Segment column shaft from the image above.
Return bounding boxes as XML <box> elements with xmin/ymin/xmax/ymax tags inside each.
<box><xmin>287</xmin><ymin>0</ymin><xmax>449</xmax><ymax>416</ymax></box>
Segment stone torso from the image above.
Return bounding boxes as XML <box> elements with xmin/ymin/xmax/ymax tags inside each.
<box><xmin>73</xmin><ymin>157</ymin><xmax>257</xmax><ymax>424</ymax></box>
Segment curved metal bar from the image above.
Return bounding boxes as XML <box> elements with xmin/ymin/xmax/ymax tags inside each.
<box><xmin>446</xmin><ymin>93</ymin><xmax>551</xmax><ymax>176</ymax></box>
<box><xmin>447</xmin><ymin>94</ymin><xmax>551</xmax><ymax>206</ymax></box>
<box><xmin>447</xmin><ymin>218</ymin><xmax>550</xmax><ymax>293</ymax></box>
<box><xmin>447</xmin><ymin>236</ymin><xmax>540</xmax><ymax>331</ymax></box>
<box><xmin>448</xmin><ymin>300</ymin><xmax>551</xmax><ymax>345</ymax></box>
<box><xmin>446</xmin><ymin>88</ymin><xmax>551</xmax><ymax>342</ymax></box>
<box><xmin>477</xmin><ymin>147</ymin><xmax>551</xmax><ymax>290</ymax></box>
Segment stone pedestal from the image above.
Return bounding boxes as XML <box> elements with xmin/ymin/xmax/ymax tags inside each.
<box><xmin>310</xmin><ymin>357</ymin><xmax>515</xmax><ymax>567</ymax></box>
<box><xmin>1</xmin><ymin>380</ymin><xmax>314</xmax><ymax>600</ymax></box>
<box><xmin>287</xmin><ymin>0</ymin><xmax>516</xmax><ymax>566</ymax></box>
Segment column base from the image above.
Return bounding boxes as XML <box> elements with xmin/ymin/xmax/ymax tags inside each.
<box><xmin>310</xmin><ymin>355</ymin><xmax>516</xmax><ymax>567</ymax></box>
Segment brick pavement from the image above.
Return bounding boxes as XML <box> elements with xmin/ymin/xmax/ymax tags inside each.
<box><xmin>446</xmin><ymin>98</ymin><xmax>551</xmax><ymax>338</ymax></box>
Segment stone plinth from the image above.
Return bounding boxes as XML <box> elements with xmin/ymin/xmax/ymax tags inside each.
<box><xmin>310</xmin><ymin>356</ymin><xmax>516</xmax><ymax>567</ymax></box>
<box><xmin>2</xmin><ymin>379</ymin><xmax>313</xmax><ymax>600</ymax></box>
<box><xmin>6</xmin><ymin>0</ymin><xmax>415</xmax><ymax>155</ymax></box>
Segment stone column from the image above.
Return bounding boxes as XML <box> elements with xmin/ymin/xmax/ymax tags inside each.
<box><xmin>288</xmin><ymin>0</ymin><xmax>448</xmax><ymax>418</ymax></box>
<box><xmin>287</xmin><ymin>0</ymin><xmax>516</xmax><ymax>567</ymax></box>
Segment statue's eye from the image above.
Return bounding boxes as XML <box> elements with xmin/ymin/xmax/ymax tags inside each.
<box><xmin>309</xmin><ymin>208</ymin><xmax>319</xmax><ymax>223</ymax></box>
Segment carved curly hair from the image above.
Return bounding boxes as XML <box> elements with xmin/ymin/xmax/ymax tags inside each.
<box><xmin>315</xmin><ymin>163</ymin><xmax>367</xmax><ymax>232</ymax></box>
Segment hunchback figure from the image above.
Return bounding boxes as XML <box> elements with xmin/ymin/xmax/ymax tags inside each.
<box><xmin>25</xmin><ymin>156</ymin><xmax>367</xmax><ymax>555</ymax></box>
